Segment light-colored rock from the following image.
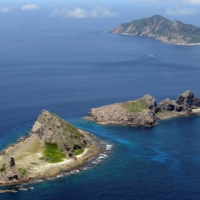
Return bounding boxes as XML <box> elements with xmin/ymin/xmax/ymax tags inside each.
<box><xmin>88</xmin><ymin>95</ymin><xmax>157</xmax><ymax>126</ymax></box>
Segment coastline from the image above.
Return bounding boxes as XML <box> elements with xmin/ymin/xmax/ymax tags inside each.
<box><xmin>156</xmin><ymin>109</ymin><xmax>200</xmax><ymax>120</ymax></box>
<box><xmin>84</xmin><ymin>109</ymin><xmax>200</xmax><ymax>126</ymax></box>
<box><xmin>0</xmin><ymin>129</ymin><xmax>104</xmax><ymax>186</ymax></box>
<box><xmin>110</xmin><ymin>32</ymin><xmax>200</xmax><ymax>46</ymax></box>
<box><xmin>84</xmin><ymin>116</ymin><xmax>157</xmax><ymax>127</ymax></box>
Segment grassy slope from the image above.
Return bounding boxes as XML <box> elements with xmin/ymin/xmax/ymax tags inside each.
<box><xmin>75</xmin><ymin>149</ymin><xmax>84</xmax><ymax>156</ymax></box>
<box><xmin>121</xmin><ymin>99</ymin><xmax>148</xmax><ymax>113</ymax></box>
<box><xmin>40</xmin><ymin>143</ymin><xmax>66</xmax><ymax>163</ymax></box>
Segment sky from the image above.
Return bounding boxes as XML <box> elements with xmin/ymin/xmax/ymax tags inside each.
<box><xmin>1</xmin><ymin>0</ymin><xmax>200</xmax><ymax>31</ymax></box>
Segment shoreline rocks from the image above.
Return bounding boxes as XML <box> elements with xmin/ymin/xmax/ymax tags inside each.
<box><xmin>87</xmin><ymin>95</ymin><xmax>157</xmax><ymax>126</ymax></box>
<box><xmin>86</xmin><ymin>90</ymin><xmax>200</xmax><ymax>126</ymax></box>
<box><xmin>0</xmin><ymin>111</ymin><xmax>104</xmax><ymax>187</ymax></box>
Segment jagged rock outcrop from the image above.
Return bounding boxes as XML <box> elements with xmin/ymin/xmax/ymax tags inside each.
<box><xmin>109</xmin><ymin>15</ymin><xmax>200</xmax><ymax>44</ymax></box>
<box><xmin>88</xmin><ymin>95</ymin><xmax>157</xmax><ymax>126</ymax></box>
<box><xmin>31</xmin><ymin>110</ymin><xmax>87</xmax><ymax>155</ymax></box>
<box><xmin>142</xmin><ymin>94</ymin><xmax>157</xmax><ymax>111</ymax></box>
<box><xmin>87</xmin><ymin>91</ymin><xmax>200</xmax><ymax>126</ymax></box>
<box><xmin>175</xmin><ymin>90</ymin><xmax>200</xmax><ymax>108</ymax></box>
<box><xmin>156</xmin><ymin>98</ymin><xmax>184</xmax><ymax>112</ymax></box>
<box><xmin>0</xmin><ymin>158</ymin><xmax>23</xmax><ymax>183</ymax></box>
<box><xmin>10</xmin><ymin>157</ymin><xmax>15</xmax><ymax>167</ymax></box>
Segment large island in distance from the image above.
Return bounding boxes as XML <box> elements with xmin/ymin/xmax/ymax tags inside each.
<box><xmin>109</xmin><ymin>15</ymin><xmax>200</xmax><ymax>45</ymax></box>
<box><xmin>0</xmin><ymin>110</ymin><xmax>102</xmax><ymax>187</ymax></box>
<box><xmin>86</xmin><ymin>91</ymin><xmax>200</xmax><ymax>126</ymax></box>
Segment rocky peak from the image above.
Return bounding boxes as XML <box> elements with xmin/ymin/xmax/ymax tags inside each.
<box><xmin>109</xmin><ymin>15</ymin><xmax>200</xmax><ymax>44</ymax></box>
<box><xmin>142</xmin><ymin>94</ymin><xmax>157</xmax><ymax>111</ymax></box>
<box><xmin>31</xmin><ymin>110</ymin><xmax>87</xmax><ymax>156</ymax></box>
<box><xmin>156</xmin><ymin>98</ymin><xmax>184</xmax><ymax>112</ymax></box>
<box><xmin>10</xmin><ymin>157</ymin><xmax>15</xmax><ymax>167</ymax></box>
<box><xmin>175</xmin><ymin>90</ymin><xmax>200</xmax><ymax>108</ymax></box>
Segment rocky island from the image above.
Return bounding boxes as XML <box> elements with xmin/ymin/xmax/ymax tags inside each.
<box><xmin>109</xmin><ymin>15</ymin><xmax>200</xmax><ymax>45</ymax></box>
<box><xmin>0</xmin><ymin>110</ymin><xmax>102</xmax><ymax>186</ymax></box>
<box><xmin>86</xmin><ymin>91</ymin><xmax>200</xmax><ymax>126</ymax></box>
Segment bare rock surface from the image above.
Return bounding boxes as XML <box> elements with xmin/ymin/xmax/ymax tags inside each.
<box><xmin>86</xmin><ymin>91</ymin><xmax>200</xmax><ymax>126</ymax></box>
<box><xmin>142</xmin><ymin>94</ymin><xmax>157</xmax><ymax>111</ymax></box>
<box><xmin>156</xmin><ymin>98</ymin><xmax>184</xmax><ymax>112</ymax></box>
<box><xmin>0</xmin><ymin>110</ymin><xmax>102</xmax><ymax>186</ymax></box>
<box><xmin>88</xmin><ymin>95</ymin><xmax>157</xmax><ymax>126</ymax></box>
<box><xmin>31</xmin><ymin>110</ymin><xmax>87</xmax><ymax>155</ymax></box>
<box><xmin>175</xmin><ymin>90</ymin><xmax>200</xmax><ymax>108</ymax></box>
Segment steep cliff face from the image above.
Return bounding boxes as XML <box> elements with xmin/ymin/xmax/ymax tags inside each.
<box><xmin>31</xmin><ymin>110</ymin><xmax>87</xmax><ymax>154</ymax></box>
<box><xmin>156</xmin><ymin>98</ymin><xmax>185</xmax><ymax>112</ymax></box>
<box><xmin>0</xmin><ymin>110</ymin><xmax>91</xmax><ymax>185</ymax></box>
<box><xmin>109</xmin><ymin>15</ymin><xmax>200</xmax><ymax>44</ymax></box>
<box><xmin>87</xmin><ymin>91</ymin><xmax>200</xmax><ymax>126</ymax></box>
<box><xmin>175</xmin><ymin>90</ymin><xmax>200</xmax><ymax>108</ymax></box>
<box><xmin>88</xmin><ymin>95</ymin><xmax>157</xmax><ymax>126</ymax></box>
<box><xmin>156</xmin><ymin>90</ymin><xmax>200</xmax><ymax>113</ymax></box>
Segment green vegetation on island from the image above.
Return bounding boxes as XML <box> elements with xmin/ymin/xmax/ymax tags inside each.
<box><xmin>109</xmin><ymin>15</ymin><xmax>200</xmax><ymax>44</ymax></box>
<box><xmin>18</xmin><ymin>168</ymin><xmax>28</xmax><ymax>176</ymax></box>
<box><xmin>0</xmin><ymin>164</ymin><xmax>6</xmax><ymax>173</ymax></box>
<box><xmin>40</xmin><ymin>143</ymin><xmax>66</xmax><ymax>163</ymax></box>
<box><xmin>87</xmin><ymin>91</ymin><xmax>200</xmax><ymax>126</ymax></box>
<box><xmin>0</xmin><ymin>110</ymin><xmax>101</xmax><ymax>187</ymax></box>
<box><xmin>75</xmin><ymin>149</ymin><xmax>84</xmax><ymax>156</ymax></box>
<box><xmin>121</xmin><ymin>99</ymin><xmax>148</xmax><ymax>113</ymax></box>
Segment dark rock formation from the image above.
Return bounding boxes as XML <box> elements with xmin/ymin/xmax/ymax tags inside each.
<box><xmin>156</xmin><ymin>98</ymin><xmax>184</xmax><ymax>112</ymax></box>
<box><xmin>142</xmin><ymin>94</ymin><xmax>157</xmax><ymax>111</ymax></box>
<box><xmin>0</xmin><ymin>160</ymin><xmax>23</xmax><ymax>183</ymax></box>
<box><xmin>10</xmin><ymin>157</ymin><xmax>15</xmax><ymax>167</ymax></box>
<box><xmin>175</xmin><ymin>90</ymin><xmax>200</xmax><ymax>108</ymax></box>
<box><xmin>31</xmin><ymin>110</ymin><xmax>88</xmax><ymax>156</ymax></box>
<box><xmin>8</xmin><ymin>175</ymin><xmax>19</xmax><ymax>181</ymax></box>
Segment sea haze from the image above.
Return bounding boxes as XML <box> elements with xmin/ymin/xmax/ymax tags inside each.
<box><xmin>1</xmin><ymin>18</ymin><xmax>200</xmax><ymax>199</ymax></box>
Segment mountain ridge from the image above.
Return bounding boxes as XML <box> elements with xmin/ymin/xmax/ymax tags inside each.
<box><xmin>109</xmin><ymin>15</ymin><xmax>200</xmax><ymax>44</ymax></box>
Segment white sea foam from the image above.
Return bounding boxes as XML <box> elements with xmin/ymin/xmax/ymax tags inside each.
<box><xmin>92</xmin><ymin>153</ymin><xmax>108</xmax><ymax>164</ymax></box>
<box><xmin>56</xmin><ymin>174</ymin><xmax>63</xmax><ymax>178</ymax></box>
<box><xmin>82</xmin><ymin>167</ymin><xmax>89</xmax><ymax>170</ymax></box>
<box><xmin>100</xmin><ymin>154</ymin><xmax>108</xmax><ymax>157</ymax></box>
<box><xmin>106</xmin><ymin>144</ymin><xmax>113</xmax><ymax>151</ymax></box>
<box><xmin>34</xmin><ymin>179</ymin><xmax>43</xmax><ymax>183</ymax></box>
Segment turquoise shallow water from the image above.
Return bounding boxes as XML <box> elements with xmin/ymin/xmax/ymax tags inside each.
<box><xmin>1</xmin><ymin>22</ymin><xmax>200</xmax><ymax>199</ymax></box>
<box><xmin>2</xmin><ymin>116</ymin><xmax>200</xmax><ymax>200</ymax></box>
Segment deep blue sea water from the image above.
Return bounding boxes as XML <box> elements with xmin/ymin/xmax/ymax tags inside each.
<box><xmin>1</xmin><ymin>22</ymin><xmax>200</xmax><ymax>199</ymax></box>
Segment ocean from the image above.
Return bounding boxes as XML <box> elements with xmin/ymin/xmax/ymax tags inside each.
<box><xmin>1</xmin><ymin>19</ymin><xmax>200</xmax><ymax>199</ymax></box>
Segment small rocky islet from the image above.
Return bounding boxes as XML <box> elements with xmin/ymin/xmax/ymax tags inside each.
<box><xmin>86</xmin><ymin>90</ymin><xmax>200</xmax><ymax>126</ymax></box>
<box><xmin>0</xmin><ymin>110</ymin><xmax>103</xmax><ymax>187</ymax></box>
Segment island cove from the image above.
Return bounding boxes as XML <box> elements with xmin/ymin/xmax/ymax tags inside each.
<box><xmin>85</xmin><ymin>90</ymin><xmax>200</xmax><ymax>127</ymax></box>
<box><xmin>108</xmin><ymin>15</ymin><xmax>200</xmax><ymax>45</ymax></box>
<box><xmin>0</xmin><ymin>110</ymin><xmax>104</xmax><ymax>186</ymax></box>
